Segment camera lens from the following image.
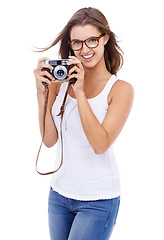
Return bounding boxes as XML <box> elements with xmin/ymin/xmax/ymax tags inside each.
<box><xmin>57</xmin><ymin>69</ymin><xmax>64</xmax><ymax>77</ymax></box>
<box><xmin>54</xmin><ymin>65</ymin><xmax>68</xmax><ymax>80</ymax></box>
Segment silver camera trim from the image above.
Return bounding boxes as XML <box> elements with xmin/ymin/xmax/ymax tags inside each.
<box><xmin>53</xmin><ymin>65</ymin><xmax>68</xmax><ymax>80</ymax></box>
<box><xmin>43</xmin><ymin>59</ymin><xmax>72</xmax><ymax>65</ymax></box>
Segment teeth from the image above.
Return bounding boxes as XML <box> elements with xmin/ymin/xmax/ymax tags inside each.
<box><xmin>83</xmin><ymin>54</ymin><xmax>94</xmax><ymax>59</ymax></box>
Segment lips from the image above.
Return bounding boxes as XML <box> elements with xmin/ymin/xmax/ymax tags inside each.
<box><xmin>82</xmin><ymin>53</ymin><xmax>95</xmax><ymax>60</ymax></box>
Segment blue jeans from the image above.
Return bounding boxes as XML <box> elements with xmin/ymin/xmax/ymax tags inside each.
<box><xmin>48</xmin><ymin>188</ymin><xmax>120</xmax><ymax>240</ymax></box>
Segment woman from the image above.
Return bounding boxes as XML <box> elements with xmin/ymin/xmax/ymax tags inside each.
<box><xmin>34</xmin><ymin>7</ymin><xmax>134</xmax><ymax>240</ymax></box>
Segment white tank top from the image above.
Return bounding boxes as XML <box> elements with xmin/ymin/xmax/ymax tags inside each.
<box><xmin>50</xmin><ymin>75</ymin><xmax>121</xmax><ymax>201</ymax></box>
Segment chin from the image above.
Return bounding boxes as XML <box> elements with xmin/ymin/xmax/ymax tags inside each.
<box><xmin>86</xmin><ymin>54</ymin><xmax>104</xmax><ymax>68</ymax></box>
<box><xmin>83</xmin><ymin>59</ymin><xmax>101</xmax><ymax>70</ymax></box>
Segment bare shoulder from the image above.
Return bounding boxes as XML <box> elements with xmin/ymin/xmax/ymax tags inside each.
<box><xmin>111</xmin><ymin>80</ymin><xmax>134</xmax><ymax>98</ymax></box>
<box><xmin>113</xmin><ymin>80</ymin><xmax>134</xmax><ymax>93</ymax></box>
<box><xmin>108</xmin><ymin>80</ymin><xmax>134</xmax><ymax>105</ymax></box>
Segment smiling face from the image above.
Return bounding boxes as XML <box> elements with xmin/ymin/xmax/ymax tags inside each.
<box><xmin>70</xmin><ymin>24</ymin><xmax>109</xmax><ymax>70</ymax></box>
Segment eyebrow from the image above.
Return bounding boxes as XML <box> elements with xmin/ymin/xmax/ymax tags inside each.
<box><xmin>71</xmin><ymin>36</ymin><xmax>99</xmax><ymax>41</ymax></box>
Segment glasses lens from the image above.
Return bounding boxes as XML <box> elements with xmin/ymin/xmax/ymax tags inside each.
<box><xmin>86</xmin><ymin>38</ymin><xmax>98</xmax><ymax>48</ymax></box>
<box><xmin>71</xmin><ymin>40</ymin><xmax>82</xmax><ymax>50</ymax></box>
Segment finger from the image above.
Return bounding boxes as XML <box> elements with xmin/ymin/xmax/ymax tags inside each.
<box><xmin>38</xmin><ymin>57</ymin><xmax>50</xmax><ymax>64</ymax></box>
<box><xmin>41</xmin><ymin>63</ymin><xmax>54</xmax><ymax>70</ymax></box>
<box><xmin>38</xmin><ymin>62</ymin><xmax>53</xmax><ymax>72</ymax></box>
<box><xmin>41</xmin><ymin>70</ymin><xmax>55</xmax><ymax>81</ymax></box>
<box><xmin>67</xmin><ymin>73</ymin><xmax>78</xmax><ymax>81</ymax></box>
<box><xmin>37</xmin><ymin>57</ymin><xmax>53</xmax><ymax>71</ymax></box>
<box><xmin>68</xmin><ymin>66</ymin><xmax>80</xmax><ymax>75</ymax></box>
<box><xmin>68</xmin><ymin>56</ymin><xmax>82</xmax><ymax>68</ymax></box>
<box><xmin>39</xmin><ymin>76</ymin><xmax>52</xmax><ymax>86</ymax></box>
<box><xmin>68</xmin><ymin>56</ymin><xmax>79</xmax><ymax>61</ymax></box>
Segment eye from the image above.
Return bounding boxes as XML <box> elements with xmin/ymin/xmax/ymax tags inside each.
<box><xmin>88</xmin><ymin>38</ymin><xmax>97</xmax><ymax>43</ymax></box>
<box><xmin>72</xmin><ymin>40</ymin><xmax>81</xmax><ymax>46</ymax></box>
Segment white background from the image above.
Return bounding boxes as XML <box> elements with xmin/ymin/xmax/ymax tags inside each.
<box><xmin>0</xmin><ymin>0</ymin><xmax>164</xmax><ymax>239</ymax></box>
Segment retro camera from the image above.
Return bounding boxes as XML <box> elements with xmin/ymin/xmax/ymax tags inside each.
<box><xmin>43</xmin><ymin>59</ymin><xmax>73</xmax><ymax>81</ymax></box>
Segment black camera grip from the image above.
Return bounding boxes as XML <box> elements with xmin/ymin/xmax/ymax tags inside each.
<box><xmin>42</xmin><ymin>81</ymin><xmax>48</xmax><ymax>87</ymax></box>
<box><xmin>41</xmin><ymin>67</ymin><xmax>51</xmax><ymax>87</ymax></box>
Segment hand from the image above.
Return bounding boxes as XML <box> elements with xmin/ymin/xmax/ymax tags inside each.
<box><xmin>67</xmin><ymin>56</ymin><xmax>85</xmax><ymax>95</ymax></box>
<box><xmin>34</xmin><ymin>57</ymin><xmax>55</xmax><ymax>93</ymax></box>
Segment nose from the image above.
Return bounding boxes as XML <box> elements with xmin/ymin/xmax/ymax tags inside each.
<box><xmin>80</xmin><ymin>43</ymin><xmax>90</xmax><ymax>54</ymax></box>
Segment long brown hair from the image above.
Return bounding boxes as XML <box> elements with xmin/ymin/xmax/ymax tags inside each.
<box><xmin>39</xmin><ymin>7</ymin><xmax>124</xmax><ymax>75</ymax></box>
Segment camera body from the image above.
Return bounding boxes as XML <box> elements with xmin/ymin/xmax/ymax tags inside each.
<box><xmin>43</xmin><ymin>59</ymin><xmax>71</xmax><ymax>81</ymax></box>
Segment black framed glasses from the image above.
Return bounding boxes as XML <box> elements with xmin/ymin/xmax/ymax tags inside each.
<box><xmin>70</xmin><ymin>33</ymin><xmax>105</xmax><ymax>51</ymax></box>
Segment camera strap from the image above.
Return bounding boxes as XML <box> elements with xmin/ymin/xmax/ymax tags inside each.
<box><xmin>36</xmin><ymin>81</ymin><xmax>72</xmax><ymax>175</ymax></box>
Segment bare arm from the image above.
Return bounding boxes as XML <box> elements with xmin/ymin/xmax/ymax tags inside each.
<box><xmin>67</xmin><ymin>56</ymin><xmax>134</xmax><ymax>154</ymax></box>
<box><xmin>34</xmin><ymin>57</ymin><xmax>60</xmax><ymax>148</ymax></box>
<box><xmin>75</xmin><ymin>80</ymin><xmax>134</xmax><ymax>154</ymax></box>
